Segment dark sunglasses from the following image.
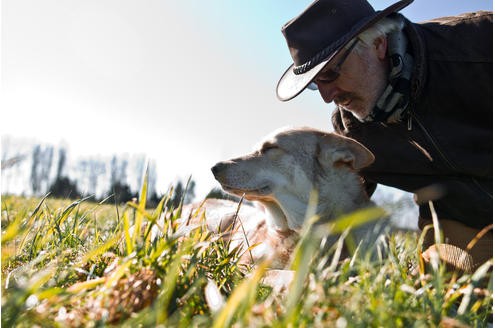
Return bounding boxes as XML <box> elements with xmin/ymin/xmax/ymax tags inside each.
<box><xmin>306</xmin><ymin>38</ymin><xmax>359</xmax><ymax>91</ymax></box>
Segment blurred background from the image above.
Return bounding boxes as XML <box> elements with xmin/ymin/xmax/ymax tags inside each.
<box><xmin>2</xmin><ymin>0</ymin><xmax>492</xmax><ymax>228</ymax></box>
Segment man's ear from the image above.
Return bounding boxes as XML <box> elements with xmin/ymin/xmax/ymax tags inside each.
<box><xmin>318</xmin><ymin>133</ymin><xmax>375</xmax><ymax>170</ymax></box>
<box><xmin>374</xmin><ymin>35</ymin><xmax>388</xmax><ymax>60</ymax></box>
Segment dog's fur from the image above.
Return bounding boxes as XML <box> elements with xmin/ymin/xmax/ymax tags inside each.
<box><xmin>205</xmin><ymin>126</ymin><xmax>385</xmax><ymax>268</ymax></box>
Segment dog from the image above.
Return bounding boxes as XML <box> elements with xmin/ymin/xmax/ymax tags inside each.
<box><xmin>206</xmin><ymin>126</ymin><xmax>387</xmax><ymax>269</ymax></box>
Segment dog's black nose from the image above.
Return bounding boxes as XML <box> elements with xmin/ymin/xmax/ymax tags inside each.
<box><xmin>211</xmin><ymin>162</ymin><xmax>224</xmax><ymax>176</ymax></box>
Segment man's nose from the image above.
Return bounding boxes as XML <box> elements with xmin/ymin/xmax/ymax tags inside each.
<box><xmin>317</xmin><ymin>83</ymin><xmax>340</xmax><ymax>103</ymax></box>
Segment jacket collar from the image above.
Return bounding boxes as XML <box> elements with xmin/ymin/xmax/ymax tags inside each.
<box><xmin>403</xmin><ymin>18</ymin><xmax>427</xmax><ymax>109</ymax></box>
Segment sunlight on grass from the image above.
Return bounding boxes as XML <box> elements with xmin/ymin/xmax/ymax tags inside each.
<box><xmin>1</xmin><ymin>177</ymin><xmax>492</xmax><ymax>326</ymax></box>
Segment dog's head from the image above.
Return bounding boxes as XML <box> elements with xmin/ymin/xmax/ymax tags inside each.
<box><xmin>211</xmin><ymin>127</ymin><xmax>374</xmax><ymax>231</ymax></box>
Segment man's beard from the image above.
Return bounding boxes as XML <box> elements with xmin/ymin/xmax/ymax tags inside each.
<box><xmin>335</xmin><ymin>92</ymin><xmax>369</xmax><ymax>119</ymax></box>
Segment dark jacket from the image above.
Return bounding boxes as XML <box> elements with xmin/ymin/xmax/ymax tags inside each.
<box><xmin>332</xmin><ymin>11</ymin><xmax>493</xmax><ymax>229</ymax></box>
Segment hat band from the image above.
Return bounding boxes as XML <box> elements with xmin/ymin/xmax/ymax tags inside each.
<box><xmin>292</xmin><ymin>28</ymin><xmax>361</xmax><ymax>75</ymax></box>
<box><xmin>292</xmin><ymin>41</ymin><xmax>341</xmax><ymax>75</ymax></box>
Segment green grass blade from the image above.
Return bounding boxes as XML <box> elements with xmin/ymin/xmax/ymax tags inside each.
<box><xmin>329</xmin><ymin>207</ymin><xmax>387</xmax><ymax>234</ymax></box>
<box><xmin>122</xmin><ymin>211</ymin><xmax>133</xmax><ymax>255</ymax></box>
<box><xmin>132</xmin><ymin>164</ymin><xmax>149</xmax><ymax>246</ymax></box>
<box><xmin>79</xmin><ymin>234</ymin><xmax>121</xmax><ymax>265</ymax></box>
<box><xmin>156</xmin><ymin>239</ymin><xmax>193</xmax><ymax>324</ymax></box>
<box><xmin>213</xmin><ymin>261</ymin><xmax>269</xmax><ymax>328</ymax></box>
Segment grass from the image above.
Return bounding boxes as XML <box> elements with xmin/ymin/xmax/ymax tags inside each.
<box><xmin>1</xmin><ymin>178</ymin><xmax>492</xmax><ymax>327</ymax></box>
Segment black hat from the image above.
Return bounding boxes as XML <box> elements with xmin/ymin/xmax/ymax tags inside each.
<box><xmin>276</xmin><ymin>0</ymin><xmax>413</xmax><ymax>101</ymax></box>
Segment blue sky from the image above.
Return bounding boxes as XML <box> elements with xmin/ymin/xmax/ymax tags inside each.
<box><xmin>2</xmin><ymin>0</ymin><xmax>492</xmax><ymax>198</ymax></box>
<box><xmin>183</xmin><ymin>0</ymin><xmax>492</xmax><ymax>80</ymax></box>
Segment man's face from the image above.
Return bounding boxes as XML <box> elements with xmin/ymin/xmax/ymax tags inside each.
<box><xmin>313</xmin><ymin>37</ymin><xmax>389</xmax><ymax>120</ymax></box>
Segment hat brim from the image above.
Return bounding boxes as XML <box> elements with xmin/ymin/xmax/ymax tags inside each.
<box><xmin>276</xmin><ymin>0</ymin><xmax>413</xmax><ymax>101</ymax></box>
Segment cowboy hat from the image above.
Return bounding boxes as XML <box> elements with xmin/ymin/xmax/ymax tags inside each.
<box><xmin>276</xmin><ymin>0</ymin><xmax>413</xmax><ymax>101</ymax></box>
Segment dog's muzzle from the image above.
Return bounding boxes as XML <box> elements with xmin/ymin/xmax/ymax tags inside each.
<box><xmin>211</xmin><ymin>162</ymin><xmax>228</xmax><ymax>178</ymax></box>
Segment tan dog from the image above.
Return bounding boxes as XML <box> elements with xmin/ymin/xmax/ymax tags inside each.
<box><xmin>205</xmin><ymin>126</ymin><xmax>385</xmax><ymax>268</ymax></box>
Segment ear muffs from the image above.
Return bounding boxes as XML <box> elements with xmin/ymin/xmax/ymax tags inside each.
<box><xmin>318</xmin><ymin>133</ymin><xmax>375</xmax><ymax>170</ymax></box>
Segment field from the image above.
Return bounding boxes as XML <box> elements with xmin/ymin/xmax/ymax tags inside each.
<box><xmin>1</xmin><ymin>181</ymin><xmax>492</xmax><ymax>327</ymax></box>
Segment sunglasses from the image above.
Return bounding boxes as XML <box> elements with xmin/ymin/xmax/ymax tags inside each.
<box><xmin>306</xmin><ymin>38</ymin><xmax>359</xmax><ymax>91</ymax></box>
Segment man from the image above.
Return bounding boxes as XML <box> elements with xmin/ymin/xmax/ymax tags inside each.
<box><xmin>276</xmin><ymin>0</ymin><xmax>492</xmax><ymax>271</ymax></box>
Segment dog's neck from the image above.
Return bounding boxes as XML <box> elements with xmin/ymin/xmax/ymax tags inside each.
<box><xmin>260</xmin><ymin>167</ymin><xmax>371</xmax><ymax>233</ymax></box>
<box><xmin>316</xmin><ymin>167</ymin><xmax>372</xmax><ymax>220</ymax></box>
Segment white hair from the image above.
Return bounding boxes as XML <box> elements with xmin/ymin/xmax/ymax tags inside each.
<box><xmin>353</xmin><ymin>15</ymin><xmax>405</xmax><ymax>53</ymax></box>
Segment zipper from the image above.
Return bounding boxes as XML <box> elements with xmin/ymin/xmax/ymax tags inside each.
<box><xmin>410</xmin><ymin>112</ymin><xmax>493</xmax><ymax>199</ymax></box>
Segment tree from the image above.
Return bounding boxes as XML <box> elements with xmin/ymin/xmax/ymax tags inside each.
<box><xmin>133</xmin><ymin>155</ymin><xmax>146</xmax><ymax>193</ymax></box>
<box><xmin>30</xmin><ymin>145</ymin><xmax>42</xmax><ymax>195</ymax></box>
<box><xmin>144</xmin><ymin>160</ymin><xmax>161</xmax><ymax>208</ymax></box>
<box><xmin>1</xmin><ymin>155</ymin><xmax>26</xmax><ymax>170</ymax></box>
<box><xmin>110</xmin><ymin>181</ymin><xmax>135</xmax><ymax>205</ymax></box>
<box><xmin>87</xmin><ymin>158</ymin><xmax>106</xmax><ymax>197</ymax></box>
<box><xmin>166</xmin><ymin>179</ymin><xmax>196</xmax><ymax>209</ymax></box>
<box><xmin>49</xmin><ymin>146</ymin><xmax>81</xmax><ymax>199</ymax></box>
<box><xmin>49</xmin><ymin>177</ymin><xmax>81</xmax><ymax>199</ymax></box>
<box><xmin>30</xmin><ymin>145</ymin><xmax>54</xmax><ymax>196</ymax></box>
<box><xmin>55</xmin><ymin>147</ymin><xmax>67</xmax><ymax>181</ymax></box>
<box><xmin>40</xmin><ymin>146</ymin><xmax>54</xmax><ymax>193</ymax></box>
<box><xmin>107</xmin><ymin>155</ymin><xmax>134</xmax><ymax>204</ymax></box>
<box><xmin>110</xmin><ymin>155</ymin><xmax>128</xmax><ymax>187</ymax></box>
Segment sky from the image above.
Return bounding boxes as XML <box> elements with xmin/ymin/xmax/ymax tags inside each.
<box><xmin>1</xmin><ymin>0</ymin><xmax>492</xmax><ymax>198</ymax></box>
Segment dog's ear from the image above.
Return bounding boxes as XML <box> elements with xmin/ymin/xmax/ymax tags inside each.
<box><xmin>318</xmin><ymin>134</ymin><xmax>375</xmax><ymax>170</ymax></box>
